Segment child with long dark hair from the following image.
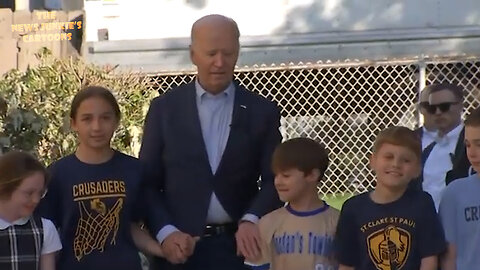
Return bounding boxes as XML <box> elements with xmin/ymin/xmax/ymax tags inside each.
<box><xmin>39</xmin><ymin>86</ymin><xmax>162</xmax><ymax>270</ymax></box>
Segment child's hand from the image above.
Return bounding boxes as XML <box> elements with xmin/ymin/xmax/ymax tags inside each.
<box><xmin>243</xmin><ymin>247</ymin><xmax>263</xmax><ymax>264</ymax></box>
<box><xmin>150</xmin><ymin>242</ymin><xmax>164</xmax><ymax>257</ymax></box>
<box><xmin>181</xmin><ymin>236</ymin><xmax>200</xmax><ymax>257</ymax></box>
<box><xmin>244</xmin><ymin>253</ymin><xmax>262</xmax><ymax>264</ymax></box>
<box><xmin>162</xmin><ymin>232</ymin><xmax>200</xmax><ymax>263</ymax></box>
<box><xmin>143</xmin><ymin>234</ymin><xmax>199</xmax><ymax>259</ymax></box>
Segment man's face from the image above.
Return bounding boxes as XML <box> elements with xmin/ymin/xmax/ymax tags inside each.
<box><xmin>428</xmin><ymin>89</ymin><xmax>463</xmax><ymax>134</ymax></box>
<box><xmin>190</xmin><ymin>23</ymin><xmax>239</xmax><ymax>94</ymax></box>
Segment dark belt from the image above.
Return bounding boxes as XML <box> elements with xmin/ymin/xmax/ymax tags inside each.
<box><xmin>203</xmin><ymin>223</ymin><xmax>237</xmax><ymax>237</ymax></box>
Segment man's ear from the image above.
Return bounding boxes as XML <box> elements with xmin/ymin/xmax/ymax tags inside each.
<box><xmin>190</xmin><ymin>45</ymin><xmax>196</xmax><ymax>66</ymax></box>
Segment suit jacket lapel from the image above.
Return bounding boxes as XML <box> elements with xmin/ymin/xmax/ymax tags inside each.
<box><xmin>184</xmin><ymin>83</ymin><xmax>212</xmax><ymax>174</ymax></box>
<box><xmin>216</xmin><ymin>83</ymin><xmax>250</xmax><ymax>175</ymax></box>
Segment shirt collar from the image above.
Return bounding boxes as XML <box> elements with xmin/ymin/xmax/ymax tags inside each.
<box><xmin>422</xmin><ymin>127</ymin><xmax>437</xmax><ymax>138</ymax></box>
<box><xmin>0</xmin><ymin>216</ymin><xmax>30</xmax><ymax>229</ymax></box>
<box><xmin>436</xmin><ymin>124</ymin><xmax>463</xmax><ymax>145</ymax></box>
<box><xmin>195</xmin><ymin>79</ymin><xmax>234</xmax><ymax>103</ymax></box>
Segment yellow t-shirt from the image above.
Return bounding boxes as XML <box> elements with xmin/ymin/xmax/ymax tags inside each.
<box><xmin>248</xmin><ymin>203</ymin><xmax>339</xmax><ymax>270</ymax></box>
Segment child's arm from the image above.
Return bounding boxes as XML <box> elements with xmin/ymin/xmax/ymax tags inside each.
<box><xmin>131</xmin><ymin>223</ymin><xmax>164</xmax><ymax>257</ymax></box>
<box><xmin>338</xmin><ymin>265</ymin><xmax>354</xmax><ymax>270</ymax></box>
<box><xmin>243</xmin><ymin>246</ymin><xmax>270</xmax><ymax>269</ymax></box>
<box><xmin>40</xmin><ymin>252</ymin><xmax>57</xmax><ymax>270</ymax></box>
<box><xmin>438</xmin><ymin>187</ymin><xmax>457</xmax><ymax>270</ymax></box>
<box><xmin>335</xmin><ymin>200</ymin><xmax>359</xmax><ymax>269</ymax></box>
<box><xmin>40</xmin><ymin>218</ymin><xmax>62</xmax><ymax>270</ymax></box>
<box><xmin>419</xmin><ymin>255</ymin><xmax>438</xmax><ymax>270</ymax></box>
<box><xmin>441</xmin><ymin>244</ymin><xmax>456</xmax><ymax>270</ymax></box>
<box><xmin>243</xmin><ymin>217</ymin><xmax>271</xmax><ymax>269</ymax></box>
<box><xmin>417</xmin><ymin>194</ymin><xmax>447</xmax><ymax>269</ymax></box>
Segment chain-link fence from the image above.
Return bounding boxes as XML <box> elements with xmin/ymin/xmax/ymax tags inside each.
<box><xmin>146</xmin><ymin>58</ymin><xmax>480</xmax><ymax>197</ymax></box>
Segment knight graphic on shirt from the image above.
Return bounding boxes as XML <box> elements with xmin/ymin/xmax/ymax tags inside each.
<box><xmin>366</xmin><ymin>223</ymin><xmax>412</xmax><ymax>270</ymax></box>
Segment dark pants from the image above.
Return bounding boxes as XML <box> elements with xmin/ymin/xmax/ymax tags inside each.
<box><xmin>150</xmin><ymin>233</ymin><xmax>250</xmax><ymax>270</ymax></box>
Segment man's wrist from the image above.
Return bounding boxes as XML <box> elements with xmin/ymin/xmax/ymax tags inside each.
<box><xmin>240</xmin><ymin>213</ymin><xmax>259</xmax><ymax>224</ymax></box>
<box><xmin>156</xmin><ymin>225</ymin><xmax>179</xmax><ymax>244</ymax></box>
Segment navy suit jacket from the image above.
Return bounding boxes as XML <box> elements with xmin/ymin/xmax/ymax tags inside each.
<box><xmin>139</xmin><ymin>81</ymin><xmax>283</xmax><ymax>236</ymax></box>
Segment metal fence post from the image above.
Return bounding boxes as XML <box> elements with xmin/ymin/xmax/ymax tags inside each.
<box><xmin>418</xmin><ymin>60</ymin><xmax>427</xmax><ymax>126</ymax></box>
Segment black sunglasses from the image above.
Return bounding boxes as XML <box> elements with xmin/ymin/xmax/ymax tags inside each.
<box><xmin>420</xmin><ymin>102</ymin><xmax>459</xmax><ymax>114</ymax></box>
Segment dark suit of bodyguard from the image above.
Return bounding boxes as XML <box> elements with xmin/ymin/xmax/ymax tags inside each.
<box><xmin>139</xmin><ymin>15</ymin><xmax>282</xmax><ymax>270</ymax></box>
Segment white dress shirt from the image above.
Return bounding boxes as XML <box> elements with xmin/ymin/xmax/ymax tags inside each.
<box><xmin>423</xmin><ymin>124</ymin><xmax>463</xmax><ymax>211</ymax></box>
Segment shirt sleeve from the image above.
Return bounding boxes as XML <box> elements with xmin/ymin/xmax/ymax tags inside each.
<box><xmin>418</xmin><ymin>192</ymin><xmax>447</xmax><ymax>257</ymax></box>
<box><xmin>438</xmin><ymin>186</ymin><xmax>457</xmax><ymax>245</ymax></box>
<box><xmin>41</xmin><ymin>218</ymin><xmax>62</xmax><ymax>255</ymax></box>
<box><xmin>156</xmin><ymin>225</ymin><xmax>179</xmax><ymax>243</ymax></box>
<box><xmin>241</xmin><ymin>213</ymin><xmax>260</xmax><ymax>224</ymax></box>
<box><xmin>334</xmin><ymin>199</ymin><xmax>358</xmax><ymax>266</ymax></box>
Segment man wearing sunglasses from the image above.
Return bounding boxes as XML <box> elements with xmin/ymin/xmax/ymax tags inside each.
<box><xmin>417</xmin><ymin>85</ymin><xmax>437</xmax><ymax>150</ymax></box>
<box><xmin>419</xmin><ymin>83</ymin><xmax>472</xmax><ymax>211</ymax></box>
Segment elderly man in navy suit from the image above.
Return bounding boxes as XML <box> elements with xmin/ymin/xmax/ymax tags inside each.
<box><xmin>139</xmin><ymin>14</ymin><xmax>283</xmax><ymax>270</ymax></box>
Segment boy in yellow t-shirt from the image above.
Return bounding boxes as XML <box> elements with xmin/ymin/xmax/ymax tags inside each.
<box><xmin>245</xmin><ymin>137</ymin><xmax>339</xmax><ymax>270</ymax></box>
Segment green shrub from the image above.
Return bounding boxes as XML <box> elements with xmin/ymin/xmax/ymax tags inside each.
<box><xmin>0</xmin><ymin>48</ymin><xmax>157</xmax><ymax>164</ymax></box>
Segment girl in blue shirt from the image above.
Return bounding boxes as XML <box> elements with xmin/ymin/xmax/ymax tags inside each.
<box><xmin>39</xmin><ymin>85</ymin><xmax>162</xmax><ymax>270</ymax></box>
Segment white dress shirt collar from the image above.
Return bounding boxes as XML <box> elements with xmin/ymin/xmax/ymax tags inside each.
<box><xmin>0</xmin><ymin>216</ymin><xmax>30</xmax><ymax>229</ymax></box>
<box><xmin>435</xmin><ymin>124</ymin><xmax>463</xmax><ymax>146</ymax></box>
<box><xmin>195</xmin><ymin>79</ymin><xmax>234</xmax><ymax>104</ymax></box>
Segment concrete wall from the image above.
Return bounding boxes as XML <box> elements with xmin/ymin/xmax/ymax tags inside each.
<box><xmin>0</xmin><ymin>8</ymin><xmax>83</xmax><ymax>76</ymax></box>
